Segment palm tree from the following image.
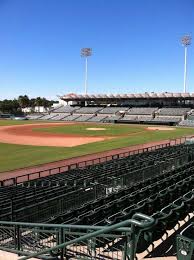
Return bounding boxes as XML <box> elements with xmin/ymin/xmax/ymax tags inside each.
<box><xmin>35</xmin><ymin>97</ymin><xmax>43</xmax><ymax>113</ymax></box>
<box><xmin>18</xmin><ymin>95</ymin><xmax>30</xmax><ymax>108</ymax></box>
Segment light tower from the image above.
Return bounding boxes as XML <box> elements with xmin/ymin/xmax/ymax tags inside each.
<box><xmin>81</xmin><ymin>48</ymin><xmax>92</xmax><ymax>95</ymax></box>
<box><xmin>181</xmin><ymin>35</ymin><xmax>191</xmax><ymax>93</ymax></box>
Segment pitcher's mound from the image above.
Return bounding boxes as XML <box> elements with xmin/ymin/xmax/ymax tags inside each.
<box><xmin>147</xmin><ymin>127</ymin><xmax>175</xmax><ymax>131</ymax></box>
<box><xmin>86</xmin><ymin>128</ymin><xmax>106</xmax><ymax>131</ymax></box>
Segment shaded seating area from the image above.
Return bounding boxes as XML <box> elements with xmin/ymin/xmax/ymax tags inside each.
<box><xmin>74</xmin><ymin>107</ymin><xmax>103</xmax><ymax>114</ymax></box>
<box><xmin>177</xmin><ymin>223</ymin><xmax>194</xmax><ymax>260</ymax></box>
<box><xmin>98</xmin><ymin>107</ymin><xmax>128</xmax><ymax>114</ymax></box>
<box><xmin>126</xmin><ymin>107</ymin><xmax>158</xmax><ymax>115</ymax></box>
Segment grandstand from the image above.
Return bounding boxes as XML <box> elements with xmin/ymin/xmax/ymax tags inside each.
<box><xmin>26</xmin><ymin>93</ymin><xmax>194</xmax><ymax>126</ymax></box>
<box><xmin>1</xmin><ymin>139</ymin><xmax>194</xmax><ymax>259</ymax></box>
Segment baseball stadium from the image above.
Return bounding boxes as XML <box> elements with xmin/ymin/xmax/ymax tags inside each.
<box><xmin>1</xmin><ymin>92</ymin><xmax>194</xmax><ymax>259</ymax></box>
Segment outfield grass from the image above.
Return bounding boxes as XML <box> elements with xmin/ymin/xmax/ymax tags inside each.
<box><xmin>34</xmin><ymin>123</ymin><xmax>146</xmax><ymax>136</ymax></box>
<box><xmin>0</xmin><ymin>120</ymin><xmax>194</xmax><ymax>172</ymax></box>
<box><xmin>0</xmin><ymin>120</ymin><xmax>55</xmax><ymax>126</ymax></box>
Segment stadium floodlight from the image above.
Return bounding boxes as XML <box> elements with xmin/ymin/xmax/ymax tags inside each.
<box><xmin>181</xmin><ymin>35</ymin><xmax>192</xmax><ymax>93</ymax></box>
<box><xmin>81</xmin><ymin>48</ymin><xmax>92</xmax><ymax>95</ymax></box>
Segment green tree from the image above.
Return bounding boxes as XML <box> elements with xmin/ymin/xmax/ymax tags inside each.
<box><xmin>18</xmin><ymin>95</ymin><xmax>30</xmax><ymax>108</ymax></box>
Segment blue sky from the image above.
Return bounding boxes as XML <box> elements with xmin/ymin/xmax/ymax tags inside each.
<box><xmin>0</xmin><ymin>0</ymin><xmax>193</xmax><ymax>100</ymax></box>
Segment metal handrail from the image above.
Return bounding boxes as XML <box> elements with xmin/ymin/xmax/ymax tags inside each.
<box><xmin>18</xmin><ymin>213</ymin><xmax>154</xmax><ymax>260</ymax></box>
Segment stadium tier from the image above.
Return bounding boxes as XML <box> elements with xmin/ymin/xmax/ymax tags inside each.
<box><xmin>26</xmin><ymin>114</ymin><xmax>43</xmax><ymax>120</ymax></box>
<box><xmin>1</xmin><ymin>142</ymin><xmax>194</xmax><ymax>259</ymax></box>
<box><xmin>74</xmin><ymin>106</ymin><xmax>103</xmax><ymax>114</ymax></box>
<box><xmin>52</xmin><ymin>105</ymin><xmax>80</xmax><ymax>113</ymax></box>
<box><xmin>61</xmin><ymin>114</ymin><xmax>81</xmax><ymax>121</ymax></box>
<box><xmin>103</xmin><ymin>115</ymin><xmax>122</xmax><ymax>123</ymax></box>
<box><xmin>74</xmin><ymin>114</ymin><xmax>95</xmax><ymax>121</ymax></box>
<box><xmin>0</xmin><ymin>143</ymin><xmax>193</xmax><ymax>223</ymax></box>
<box><xmin>98</xmin><ymin>106</ymin><xmax>128</xmax><ymax>114</ymax></box>
<box><xmin>27</xmin><ymin>100</ymin><xmax>193</xmax><ymax>125</ymax></box>
<box><xmin>157</xmin><ymin>107</ymin><xmax>191</xmax><ymax>116</ymax></box>
<box><xmin>49</xmin><ymin>113</ymin><xmax>71</xmax><ymax>120</ymax></box>
<box><xmin>179</xmin><ymin>119</ymin><xmax>194</xmax><ymax>127</ymax></box>
<box><xmin>38</xmin><ymin>113</ymin><xmax>57</xmax><ymax>120</ymax></box>
<box><xmin>87</xmin><ymin>115</ymin><xmax>108</xmax><ymax>122</ymax></box>
<box><xmin>152</xmin><ymin>116</ymin><xmax>182</xmax><ymax>123</ymax></box>
<box><xmin>126</xmin><ymin>107</ymin><xmax>157</xmax><ymax>115</ymax></box>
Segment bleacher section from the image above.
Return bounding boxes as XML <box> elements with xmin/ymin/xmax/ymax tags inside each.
<box><xmin>87</xmin><ymin>115</ymin><xmax>108</xmax><ymax>122</ymax></box>
<box><xmin>138</xmin><ymin>116</ymin><xmax>153</xmax><ymax>122</ymax></box>
<box><xmin>38</xmin><ymin>113</ymin><xmax>58</xmax><ymax>120</ymax></box>
<box><xmin>179</xmin><ymin>120</ymin><xmax>194</xmax><ymax>127</ymax></box>
<box><xmin>26</xmin><ymin>114</ymin><xmax>43</xmax><ymax>120</ymax></box>
<box><xmin>62</xmin><ymin>114</ymin><xmax>81</xmax><ymax>121</ymax></box>
<box><xmin>103</xmin><ymin>115</ymin><xmax>122</xmax><ymax>123</ymax></box>
<box><xmin>0</xmin><ymin>143</ymin><xmax>193</xmax><ymax>223</ymax></box>
<box><xmin>49</xmin><ymin>113</ymin><xmax>71</xmax><ymax>121</ymax></box>
<box><xmin>27</xmin><ymin>105</ymin><xmax>193</xmax><ymax>125</ymax></box>
<box><xmin>118</xmin><ymin>115</ymin><xmax>138</xmax><ymax>123</ymax></box>
<box><xmin>1</xmin><ymin>143</ymin><xmax>194</xmax><ymax>258</ymax></box>
<box><xmin>187</xmin><ymin>112</ymin><xmax>194</xmax><ymax>120</ymax></box>
<box><xmin>126</xmin><ymin>107</ymin><xmax>157</xmax><ymax>115</ymax></box>
<box><xmin>158</xmin><ymin>107</ymin><xmax>190</xmax><ymax>116</ymax></box>
<box><xmin>74</xmin><ymin>114</ymin><xmax>95</xmax><ymax>122</ymax></box>
<box><xmin>74</xmin><ymin>107</ymin><xmax>102</xmax><ymax>114</ymax></box>
<box><xmin>52</xmin><ymin>105</ymin><xmax>80</xmax><ymax>113</ymax></box>
<box><xmin>98</xmin><ymin>107</ymin><xmax>128</xmax><ymax>114</ymax></box>
<box><xmin>152</xmin><ymin>116</ymin><xmax>181</xmax><ymax>124</ymax></box>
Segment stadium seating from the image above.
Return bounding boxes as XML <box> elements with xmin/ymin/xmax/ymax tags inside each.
<box><xmin>187</xmin><ymin>112</ymin><xmax>194</xmax><ymax>120</ymax></box>
<box><xmin>49</xmin><ymin>113</ymin><xmax>71</xmax><ymax>120</ymax></box>
<box><xmin>87</xmin><ymin>115</ymin><xmax>108</xmax><ymax>122</ymax></box>
<box><xmin>176</xmin><ymin>223</ymin><xmax>194</xmax><ymax>260</ymax></box>
<box><xmin>26</xmin><ymin>114</ymin><xmax>43</xmax><ymax>120</ymax></box>
<box><xmin>152</xmin><ymin>116</ymin><xmax>181</xmax><ymax>123</ymax></box>
<box><xmin>126</xmin><ymin>107</ymin><xmax>158</xmax><ymax>115</ymax></box>
<box><xmin>1</xmin><ymin>143</ymin><xmax>194</xmax><ymax>223</ymax></box>
<box><xmin>138</xmin><ymin>116</ymin><xmax>153</xmax><ymax>122</ymax></box>
<box><xmin>98</xmin><ymin>107</ymin><xmax>128</xmax><ymax>114</ymax></box>
<box><xmin>157</xmin><ymin>107</ymin><xmax>191</xmax><ymax>116</ymax></box>
<box><xmin>118</xmin><ymin>115</ymin><xmax>139</xmax><ymax>123</ymax></box>
<box><xmin>27</xmin><ymin>105</ymin><xmax>193</xmax><ymax>127</ymax></box>
<box><xmin>74</xmin><ymin>114</ymin><xmax>95</xmax><ymax>122</ymax></box>
<box><xmin>61</xmin><ymin>115</ymin><xmax>81</xmax><ymax>121</ymax></box>
<box><xmin>38</xmin><ymin>113</ymin><xmax>58</xmax><ymax>120</ymax></box>
<box><xmin>103</xmin><ymin>115</ymin><xmax>122</xmax><ymax>123</ymax></box>
<box><xmin>1</xmin><ymin>143</ymin><xmax>194</xmax><ymax>258</ymax></box>
<box><xmin>52</xmin><ymin>105</ymin><xmax>80</xmax><ymax>113</ymax></box>
<box><xmin>179</xmin><ymin>120</ymin><xmax>194</xmax><ymax>127</ymax></box>
<box><xmin>74</xmin><ymin>107</ymin><xmax>103</xmax><ymax>114</ymax></box>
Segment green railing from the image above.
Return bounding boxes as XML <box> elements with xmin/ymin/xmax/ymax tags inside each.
<box><xmin>3</xmin><ymin>145</ymin><xmax>193</xmax><ymax>224</ymax></box>
<box><xmin>0</xmin><ymin>136</ymin><xmax>187</xmax><ymax>187</ymax></box>
<box><xmin>0</xmin><ymin>213</ymin><xmax>154</xmax><ymax>260</ymax></box>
